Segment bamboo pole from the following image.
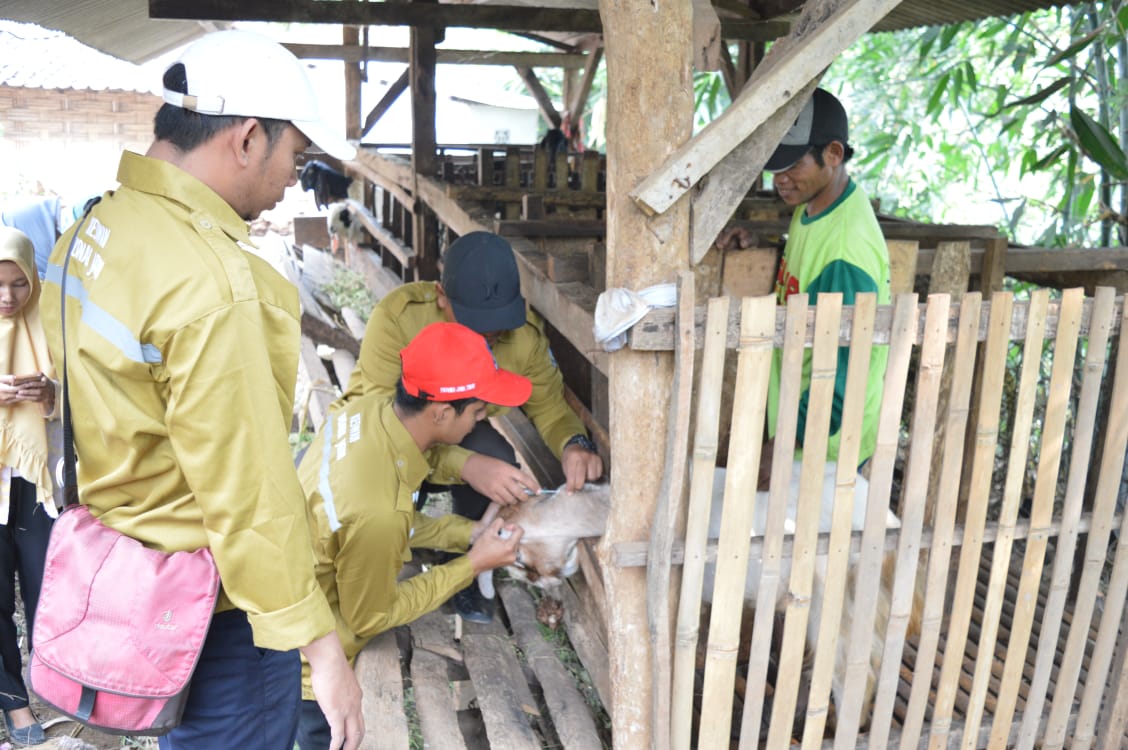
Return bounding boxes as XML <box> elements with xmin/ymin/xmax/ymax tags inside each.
<box><xmin>736</xmin><ymin>293</ymin><xmax>808</xmax><ymax>749</ymax></box>
<box><xmin>1016</xmin><ymin>287</ymin><xmax>1118</xmax><ymax>748</ymax></box>
<box><xmin>766</xmin><ymin>293</ymin><xmax>842</xmax><ymax>746</ymax></box>
<box><xmin>648</xmin><ymin>272</ymin><xmax>697</xmax><ymax>750</ymax></box>
<box><xmin>1043</xmin><ymin>298</ymin><xmax>1128</xmax><ymax>749</ymax></box>
<box><xmin>697</xmin><ymin>295</ymin><xmax>776</xmax><ymax>748</ymax></box>
<box><xmin>988</xmin><ymin>288</ymin><xmax>1083</xmax><ymax>746</ymax></box>
<box><xmin>961</xmin><ymin>289</ymin><xmax>1049</xmax><ymax>747</ymax></box>
<box><xmin>866</xmin><ymin>293</ymin><xmax>951</xmax><ymax>749</ymax></box>
<box><xmin>833</xmin><ymin>293</ymin><xmax>920</xmax><ymax>747</ymax></box>
<box><xmin>1072</xmin><ymin>300</ymin><xmax>1128</xmax><ymax>749</ymax></box>
<box><xmin>898</xmin><ymin>293</ymin><xmax>982</xmax><ymax>749</ymax></box>
<box><xmin>799</xmin><ymin>293</ymin><xmax>877</xmax><ymax>748</ymax></box>
<box><xmin>927</xmin><ymin>291</ymin><xmax>1014</xmax><ymax>750</ymax></box>
<box><xmin>670</xmin><ymin>296</ymin><xmax>730</xmax><ymax>750</ymax></box>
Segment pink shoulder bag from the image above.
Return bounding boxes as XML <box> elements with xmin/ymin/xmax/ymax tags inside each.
<box><xmin>28</xmin><ymin>206</ymin><xmax>220</xmax><ymax>735</ymax></box>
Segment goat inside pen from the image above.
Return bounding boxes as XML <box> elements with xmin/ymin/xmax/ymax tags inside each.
<box><xmin>647</xmin><ymin>287</ymin><xmax>1128</xmax><ymax>749</ymax></box>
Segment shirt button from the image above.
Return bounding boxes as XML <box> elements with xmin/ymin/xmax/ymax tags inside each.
<box><xmin>396</xmin><ymin>459</ymin><xmax>405</xmax><ymax>468</ymax></box>
<box><xmin>199</xmin><ymin>219</ymin><xmax>212</xmax><ymax>229</ymax></box>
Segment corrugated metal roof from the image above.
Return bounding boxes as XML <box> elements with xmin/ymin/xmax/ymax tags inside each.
<box><xmin>0</xmin><ymin>20</ymin><xmax>164</xmax><ymax>93</ymax></box>
<box><xmin>0</xmin><ymin>0</ymin><xmax>211</xmax><ymax>64</ymax></box>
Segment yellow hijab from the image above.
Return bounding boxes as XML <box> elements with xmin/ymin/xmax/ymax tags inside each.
<box><xmin>0</xmin><ymin>226</ymin><xmax>56</xmax><ymax>508</ymax></box>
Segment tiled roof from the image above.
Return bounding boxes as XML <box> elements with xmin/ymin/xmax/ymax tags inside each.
<box><xmin>0</xmin><ymin>20</ymin><xmax>164</xmax><ymax>94</ymax></box>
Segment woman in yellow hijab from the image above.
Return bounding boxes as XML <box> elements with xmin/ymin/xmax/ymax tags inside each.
<box><xmin>0</xmin><ymin>226</ymin><xmax>57</xmax><ymax>746</ymax></box>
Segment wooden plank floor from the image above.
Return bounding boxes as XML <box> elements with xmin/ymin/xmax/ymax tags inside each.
<box><xmin>353</xmin><ymin>566</ymin><xmax>610</xmax><ymax>750</ymax></box>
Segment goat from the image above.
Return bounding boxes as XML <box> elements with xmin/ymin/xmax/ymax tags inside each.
<box><xmin>300</xmin><ymin>160</ymin><xmax>352</xmax><ymax>209</ymax></box>
<box><xmin>475</xmin><ymin>483</ymin><xmax>610</xmax><ymax>601</ymax></box>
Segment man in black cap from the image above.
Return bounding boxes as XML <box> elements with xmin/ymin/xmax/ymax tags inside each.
<box><xmin>336</xmin><ymin>231</ymin><xmax>602</xmax><ymax>622</ymax></box>
<box><xmin>720</xmin><ymin>87</ymin><xmax>891</xmax><ymax>481</ymax></box>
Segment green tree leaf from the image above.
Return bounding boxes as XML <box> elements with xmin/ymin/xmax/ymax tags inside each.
<box><xmin>992</xmin><ymin>77</ymin><xmax>1071</xmax><ymax>115</ymax></box>
<box><xmin>1070</xmin><ymin>105</ymin><xmax>1128</xmax><ymax>180</ymax></box>
<box><xmin>1042</xmin><ymin>27</ymin><xmax>1103</xmax><ymax>68</ymax></box>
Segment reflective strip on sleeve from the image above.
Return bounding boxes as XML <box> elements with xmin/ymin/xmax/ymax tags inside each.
<box><xmin>318</xmin><ymin>418</ymin><xmax>342</xmax><ymax>532</ymax></box>
<box><xmin>46</xmin><ymin>263</ymin><xmax>163</xmax><ymax>365</ymax></box>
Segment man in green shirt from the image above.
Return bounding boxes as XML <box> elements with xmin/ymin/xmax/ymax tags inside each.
<box><xmin>295</xmin><ymin>322</ymin><xmax>529</xmax><ymax>750</ymax></box>
<box><xmin>721</xmin><ymin>88</ymin><xmax>890</xmax><ymax>484</ymax></box>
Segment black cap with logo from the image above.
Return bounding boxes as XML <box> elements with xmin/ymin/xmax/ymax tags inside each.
<box><xmin>441</xmin><ymin>232</ymin><xmax>527</xmax><ymax>334</ymax></box>
<box><xmin>765</xmin><ymin>88</ymin><xmax>850</xmax><ymax>172</ymax></box>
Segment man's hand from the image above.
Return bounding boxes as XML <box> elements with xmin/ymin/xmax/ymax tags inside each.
<box><xmin>715</xmin><ymin>225</ymin><xmax>756</xmax><ymax>252</ymax></box>
<box><xmin>561</xmin><ymin>444</ymin><xmax>603</xmax><ymax>493</ymax></box>
<box><xmin>466</xmin><ymin>517</ymin><xmax>524</xmax><ymax>575</ymax></box>
<box><xmin>469</xmin><ymin>503</ymin><xmax>501</xmax><ymax>544</ymax></box>
<box><xmin>301</xmin><ymin>631</ymin><xmax>365</xmax><ymax>750</ymax></box>
<box><xmin>461</xmin><ymin>454</ymin><xmax>540</xmax><ymax>505</ymax></box>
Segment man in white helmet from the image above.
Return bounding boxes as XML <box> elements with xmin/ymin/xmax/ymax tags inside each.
<box><xmin>41</xmin><ymin>30</ymin><xmax>364</xmax><ymax>750</ymax></box>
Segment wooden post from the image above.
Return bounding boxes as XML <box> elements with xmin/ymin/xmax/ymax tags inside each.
<box><xmin>595</xmin><ymin>0</ymin><xmax>694</xmax><ymax>747</ymax></box>
<box><xmin>410</xmin><ymin>22</ymin><xmax>440</xmax><ymax>279</ymax></box>
<box><xmin>343</xmin><ymin>26</ymin><xmax>362</xmax><ymax>141</ymax></box>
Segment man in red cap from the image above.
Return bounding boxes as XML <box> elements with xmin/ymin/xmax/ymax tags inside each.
<box><xmin>294</xmin><ymin>322</ymin><xmax>530</xmax><ymax>750</ymax></box>
<box><xmin>337</xmin><ymin>230</ymin><xmax>602</xmax><ymax>621</ymax></box>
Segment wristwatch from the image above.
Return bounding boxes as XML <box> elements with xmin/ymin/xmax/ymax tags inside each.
<box><xmin>564</xmin><ymin>434</ymin><xmax>597</xmax><ymax>454</ymax></box>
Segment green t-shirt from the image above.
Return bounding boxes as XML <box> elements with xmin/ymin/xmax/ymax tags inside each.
<box><xmin>767</xmin><ymin>179</ymin><xmax>891</xmax><ymax>466</ymax></box>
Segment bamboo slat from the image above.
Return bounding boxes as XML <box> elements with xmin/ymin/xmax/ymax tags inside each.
<box><xmin>767</xmin><ymin>293</ymin><xmax>842</xmax><ymax>746</ymax></box>
<box><xmin>1072</xmin><ymin>301</ymin><xmax>1128</xmax><ymax>749</ymax></box>
<box><xmin>867</xmin><ymin>294</ymin><xmax>951</xmax><ymax>749</ymax></box>
<box><xmin>737</xmin><ymin>293</ymin><xmax>809</xmax><ymax>750</ymax></box>
<box><xmin>698</xmin><ymin>295</ymin><xmax>776</xmax><ymax>748</ymax></box>
<box><xmin>927</xmin><ymin>291</ymin><xmax>1014</xmax><ymax>749</ymax></box>
<box><xmin>671</xmin><ymin>295</ymin><xmax>730</xmax><ymax>750</ymax></box>
<box><xmin>961</xmin><ymin>289</ymin><xmax>1049</xmax><ymax>747</ymax></box>
<box><xmin>1043</xmin><ymin>296</ymin><xmax>1128</xmax><ymax>748</ymax></box>
<box><xmin>1016</xmin><ymin>287</ymin><xmax>1118</xmax><ymax>747</ymax></box>
<box><xmin>988</xmin><ymin>288</ymin><xmax>1083</xmax><ymax>746</ymax></box>
<box><xmin>648</xmin><ymin>272</ymin><xmax>696</xmax><ymax>750</ymax></box>
<box><xmin>833</xmin><ymin>293</ymin><xmax>920</xmax><ymax>748</ymax></box>
<box><xmin>800</xmin><ymin>293</ymin><xmax>877</xmax><ymax>748</ymax></box>
<box><xmin>898</xmin><ymin>292</ymin><xmax>982</xmax><ymax>748</ymax></box>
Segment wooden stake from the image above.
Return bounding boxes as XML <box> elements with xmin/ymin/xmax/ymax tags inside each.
<box><xmin>671</xmin><ymin>295</ymin><xmax>730</xmax><ymax>750</ymax></box>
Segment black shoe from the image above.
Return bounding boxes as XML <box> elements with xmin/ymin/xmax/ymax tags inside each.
<box><xmin>453</xmin><ymin>585</ymin><xmax>495</xmax><ymax>623</ymax></box>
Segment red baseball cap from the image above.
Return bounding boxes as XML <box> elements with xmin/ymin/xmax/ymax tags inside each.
<box><xmin>400</xmin><ymin>322</ymin><xmax>532</xmax><ymax>407</ymax></box>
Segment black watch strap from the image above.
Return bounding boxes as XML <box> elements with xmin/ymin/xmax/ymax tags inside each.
<box><xmin>564</xmin><ymin>434</ymin><xmax>597</xmax><ymax>453</ymax></box>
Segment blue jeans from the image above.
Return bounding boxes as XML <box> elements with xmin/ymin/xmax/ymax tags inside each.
<box><xmin>295</xmin><ymin>699</ymin><xmax>332</xmax><ymax>750</ymax></box>
<box><xmin>159</xmin><ymin>609</ymin><xmax>301</xmax><ymax>750</ymax></box>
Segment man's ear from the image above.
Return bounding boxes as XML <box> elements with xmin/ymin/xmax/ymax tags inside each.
<box><xmin>430</xmin><ymin>401</ymin><xmax>452</xmax><ymax>425</ymax></box>
<box><xmin>229</xmin><ymin>118</ymin><xmax>262</xmax><ymax>166</ymax></box>
<box><xmin>824</xmin><ymin>141</ymin><xmax>846</xmax><ymax>168</ymax></box>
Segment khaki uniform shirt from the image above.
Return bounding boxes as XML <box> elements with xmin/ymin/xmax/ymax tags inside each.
<box><xmin>297</xmin><ymin>395</ymin><xmax>475</xmax><ymax>698</ymax></box>
<box><xmin>337</xmin><ymin>281</ymin><xmax>585</xmax><ymax>479</ymax></box>
<box><xmin>41</xmin><ymin>151</ymin><xmax>334</xmax><ymax>651</ymax></box>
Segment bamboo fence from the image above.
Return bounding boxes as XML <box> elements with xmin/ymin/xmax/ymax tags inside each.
<box><xmin>657</xmin><ymin>288</ymin><xmax>1128</xmax><ymax>749</ymax></box>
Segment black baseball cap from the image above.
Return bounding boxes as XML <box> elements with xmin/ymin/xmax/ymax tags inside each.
<box><xmin>441</xmin><ymin>232</ymin><xmax>527</xmax><ymax>334</ymax></box>
<box><xmin>765</xmin><ymin>88</ymin><xmax>850</xmax><ymax>172</ymax></box>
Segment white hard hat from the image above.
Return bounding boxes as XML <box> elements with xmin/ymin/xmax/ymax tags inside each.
<box><xmin>162</xmin><ymin>29</ymin><xmax>356</xmax><ymax>162</ymax></box>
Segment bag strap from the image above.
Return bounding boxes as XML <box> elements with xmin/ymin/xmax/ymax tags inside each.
<box><xmin>59</xmin><ymin>199</ymin><xmax>100</xmax><ymax>509</ymax></box>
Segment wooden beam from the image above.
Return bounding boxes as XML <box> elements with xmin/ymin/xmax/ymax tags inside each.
<box><xmin>152</xmin><ymin>0</ymin><xmax>788</xmax><ymax>39</ymax></box>
<box><xmin>597</xmin><ymin>0</ymin><xmax>693</xmax><ymax>745</ymax></box>
<box><xmin>343</xmin><ymin>26</ymin><xmax>361</xmax><ymax>140</ymax></box>
<box><xmin>411</xmin><ymin>23</ymin><xmax>441</xmax><ymax>279</ymax></box>
<box><xmin>445</xmin><ymin>184</ymin><xmax>605</xmax><ymax>209</ymax></box>
<box><xmin>629</xmin><ymin>0</ymin><xmax>905</xmax><ymax>217</ymax></box>
<box><xmin>567</xmin><ymin>47</ymin><xmax>604</xmax><ymax>128</ymax></box>
<box><xmin>362</xmin><ymin>68</ymin><xmax>409</xmax><ymax>137</ymax></box>
<box><xmin>282</xmin><ymin>43</ymin><xmax>589</xmax><ymax>68</ymax></box>
<box><xmin>153</xmin><ymin>0</ymin><xmax>605</xmax><ymax>33</ymax></box>
<box><xmin>626</xmin><ymin>296</ymin><xmax>1125</xmax><ymax>352</ymax></box>
<box><xmin>514</xmin><ymin>66</ymin><xmax>562</xmax><ymax>129</ymax></box>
